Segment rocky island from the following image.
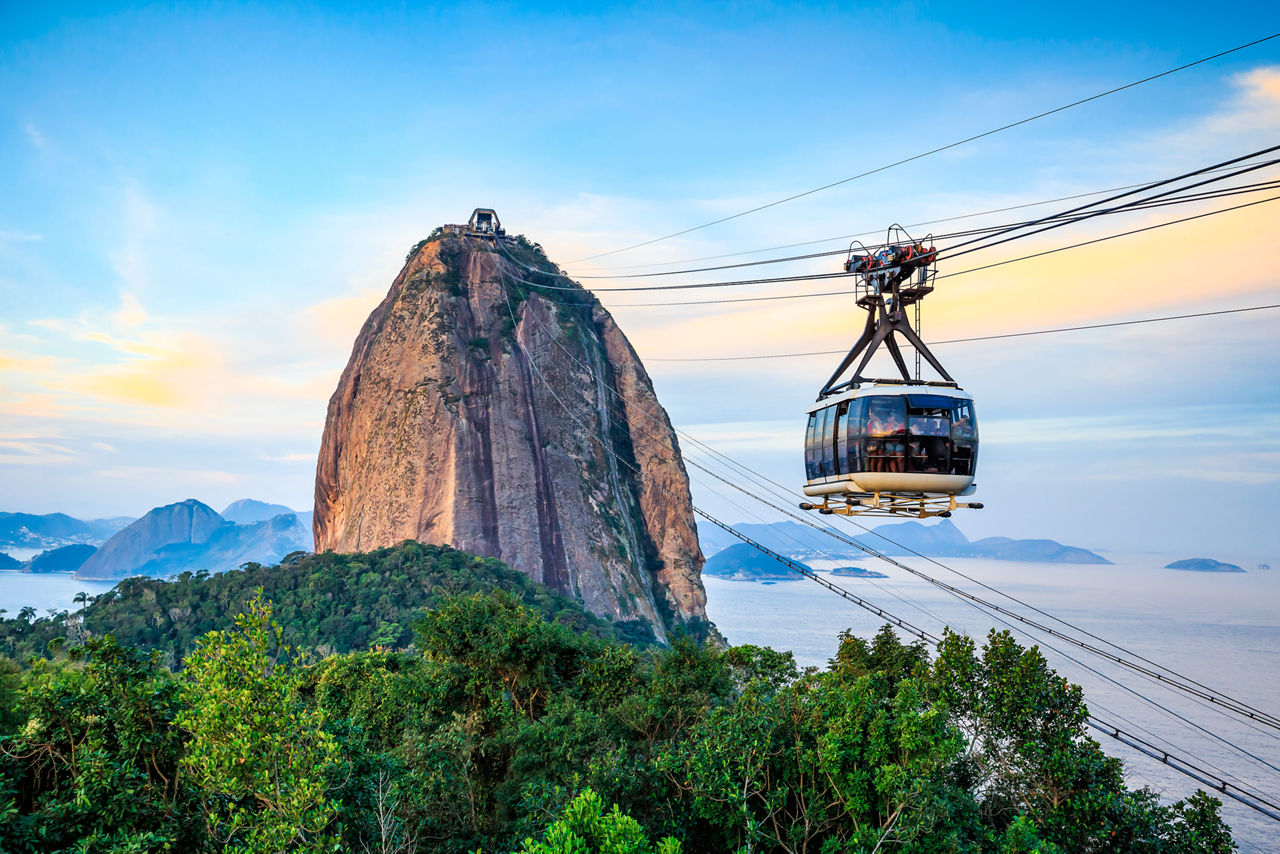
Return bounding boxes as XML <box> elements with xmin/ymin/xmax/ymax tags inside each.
<box><xmin>831</xmin><ymin>565</ymin><xmax>889</xmax><ymax>579</ymax></box>
<box><xmin>1165</xmin><ymin>558</ymin><xmax>1245</xmax><ymax>573</ymax></box>
<box><xmin>702</xmin><ymin>542</ymin><xmax>802</xmax><ymax>581</ymax></box>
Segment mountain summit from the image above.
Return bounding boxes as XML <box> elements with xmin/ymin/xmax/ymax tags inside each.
<box><xmin>314</xmin><ymin>229</ymin><xmax>707</xmax><ymax>640</ymax></box>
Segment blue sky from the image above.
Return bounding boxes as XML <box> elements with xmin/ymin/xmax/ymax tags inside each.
<box><xmin>2</xmin><ymin>2</ymin><xmax>1278</xmax><ymax>559</ymax></box>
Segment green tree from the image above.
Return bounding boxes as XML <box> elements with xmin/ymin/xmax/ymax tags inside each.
<box><xmin>179</xmin><ymin>592</ymin><xmax>338</xmax><ymax>851</ymax></box>
<box><xmin>663</xmin><ymin>626</ymin><xmax>974</xmax><ymax>852</ymax></box>
<box><xmin>932</xmin><ymin>628</ymin><xmax>1236</xmax><ymax>853</ymax></box>
<box><xmin>0</xmin><ymin>637</ymin><xmax>192</xmax><ymax>852</ymax></box>
<box><xmin>518</xmin><ymin>788</ymin><xmax>682</xmax><ymax>854</ymax></box>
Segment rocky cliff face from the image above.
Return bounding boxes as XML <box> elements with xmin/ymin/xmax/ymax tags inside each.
<box><xmin>314</xmin><ymin>233</ymin><xmax>707</xmax><ymax>640</ymax></box>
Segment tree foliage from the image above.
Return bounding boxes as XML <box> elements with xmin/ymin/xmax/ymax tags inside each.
<box><xmin>0</xmin><ymin>549</ymin><xmax>1239</xmax><ymax>852</ymax></box>
<box><xmin>179</xmin><ymin>593</ymin><xmax>338</xmax><ymax>851</ymax></box>
<box><xmin>0</xmin><ymin>541</ymin><xmax>660</xmax><ymax>666</ymax></box>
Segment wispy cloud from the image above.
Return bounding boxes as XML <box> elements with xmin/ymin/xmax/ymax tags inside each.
<box><xmin>256</xmin><ymin>452</ymin><xmax>315</xmax><ymax>463</ymax></box>
<box><xmin>22</xmin><ymin>123</ymin><xmax>45</xmax><ymax>149</ymax></box>
<box><xmin>91</xmin><ymin>466</ymin><xmax>241</xmax><ymax>485</ymax></box>
<box><xmin>0</xmin><ymin>230</ymin><xmax>43</xmax><ymax>247</ymax></box>
<box><xmin>982</xmin><ymin>409</ymin><xmax>1280</xmax><ymax>446</ymax></box>
<box><xmin>1197</xmin><ymin>65</ymin><xmax>1280</xmax><ymax>137</ymax></box>
<box><xmin>0</xmin><ymin>439</ymin><xmax>80</xmax><ymax>466</ymax></box>
<box><xmin>108</xmin><ymin>184</ymin><xmax>159</xmax><ymax>293</ymax></box>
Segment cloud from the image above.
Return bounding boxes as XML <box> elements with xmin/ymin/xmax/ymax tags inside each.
<box><xmin>0</xmin><ymin>439</ymin><xmax>80</xmax><ymax>466</ymax></box>
<box><xmin>111</xmin><ymin>293</ymin><xmax>147</xmax><ymax>328</ymax></box>
<box><xmin>303</xmin><ymin>287</ymin><xmax>384</xmax><ymax>347</ymax></box>
<box><xmin>91</xmin><ymin>466</ymin><xmax>241</xmax><ymax>485</ymax></box>
<box><xmin>108</xmin><ymin>185</ymin><xmax>159</xmax><ymax>292</ymax></box>
<box><xmin>0</xmin><ymin>231</ymin><xmax>43</xmax><ymax>249</ymax></box>
<box><xmin>678</xmin><ymin>420</ymin><xmax>797</xmax><ymax>453</ymax></box>
<box><xmin>256</xmin><ymin>452</ymin><xmax>315</xmax><ymax>463</ymax></box>
<box><xmin>982</xmin><ymin>409</ymin><xmax>1280</xmax><ymax>446</ymax></box>
<box><xmin>1077</xmin><ymin>452</ymin><xmax>1280</xmax><ymax>487</ymax></box>
<box><xmin>22</xmin><ymin>123</ymin><xmax>45</xmax><ymax>149</ymax></box>
<box><xmin>1199</xmin><ymin>66</ymin><xmax>1280</xmax><ymax>137</ymax></box>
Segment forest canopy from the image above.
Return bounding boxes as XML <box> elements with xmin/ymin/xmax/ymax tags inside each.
<box><xmin>0</xmin><ymin>543</ymin><xmax>1236</xmax><ymax>852</ymax></box>
<box><xmin>0</xmin><ymin>541</ymin><xmax>663</xmax><ymax>666</ymax></box>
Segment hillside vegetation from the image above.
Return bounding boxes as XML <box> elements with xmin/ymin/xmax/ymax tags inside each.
<box><xmin>0</xmin><ymin>541</ymin><xmax>658</xmax><ymax>664</ymax></box>
<box><xmin>0</xmin><ymin>542</ymin><xmax>1236</xmax><ymax>852</ymax></box>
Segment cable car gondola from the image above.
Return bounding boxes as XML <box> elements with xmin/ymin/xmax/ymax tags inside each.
<box><xmin>800</xmin><ymin>226</ymin><xmax>983</xmax><ymax>519</ymax></box>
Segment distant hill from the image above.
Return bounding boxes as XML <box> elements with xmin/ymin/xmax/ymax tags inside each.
<box><xmin>704</xmin><ymin>543</ymin><xmax>804</xmax><ymax>581</ymax></box>
<box><xmin>26</xmin><ymin>544</ymin><xmax>97</xmax><ymax>573</ymax></box>
<box><xmin>0</xmin><ymin>511</ymin><xmax>89</xmax><ymax>544</ymax></box>
<box><xmin>220</xmin><ymin>498</ymin><xmax>295</xmax><ymax>525</ymax></box>
<box><xmin>0</xmin><ymin>511</ymin><xmax>136</xmax><ymax>553</ymax></box>
<box><xmin>696</xmin><ymin>519</ymin><xmax>1110</xmax><ymax>565</ymax></box>
<box><xmin>1165</xmin><ymin>558</ymin><xmax>1244</xmax><ymax>573</ymax></box>
<box><xmin>77</xmin><ymin>499</ymin><xmax>224</xmax><ymax>580</ymax></box>
<box><xmin>0</xmin><ymin>552</ymin><xmax>20</xmax><ymax>570</ymax></box>
<box><xmin>75</xmin><ymin>499</ymin><xmax>312</xmax><ymax>581</ymax></box>
<box><xmin>966</xmin><ymin>537</ymin><xmax>1110</xmax><ymax>564</ymax></box>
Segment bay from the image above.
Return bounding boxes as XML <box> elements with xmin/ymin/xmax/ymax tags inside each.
<box><xmin>0</xmin><ymin>571</ymin><xmax>115</xmax><ymax>617</ymax></box>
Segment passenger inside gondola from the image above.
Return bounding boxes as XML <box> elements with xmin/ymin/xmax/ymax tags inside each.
<box><xmin>865</xmin><ymin>397</ymin><xmax>906</xmax><ymax>473</ymax></box>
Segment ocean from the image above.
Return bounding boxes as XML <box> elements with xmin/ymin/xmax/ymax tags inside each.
<box><xmin>0</xmin><ymin>570</ymin><xmax>115</xmax><ymax>617</ymax></box>
<box><xmin>0</xmin><ymin>557</ymin><xmax>1275</xmax><ymax>849</ymax></box>
<box><xmin>705</xmin><ymin>553</ymin><xmax>1280</xmax><ymax>853</ymax></box>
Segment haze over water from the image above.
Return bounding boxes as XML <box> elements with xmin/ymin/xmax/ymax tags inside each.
<box><xmin>705</xmin><ymin>554</ymin><xmax>1280</xmax><ymax>853</ymax></box>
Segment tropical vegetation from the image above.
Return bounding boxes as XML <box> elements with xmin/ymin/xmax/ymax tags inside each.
<box><xmin>0</xmin><ymin>543</ymin><xmax>1235</xmax><ymax>852</ymax></box>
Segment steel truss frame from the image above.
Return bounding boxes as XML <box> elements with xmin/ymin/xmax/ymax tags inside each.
<box><xmin>819</xmin><ymin>227</ymin><xmax>953</xmax><ymax>398</ymax></box>
<box><xmin>801</xmin><ymin>492</ymin><xmax>984</xmax><ymax>519</ymax></box>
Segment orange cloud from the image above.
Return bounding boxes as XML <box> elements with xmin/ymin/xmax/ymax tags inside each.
<box><xmin>303</xmin><ymin>287</ymin><xmax>385</xmax><ymax>347</ymax></box>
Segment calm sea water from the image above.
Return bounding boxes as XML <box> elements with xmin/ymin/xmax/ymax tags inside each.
<box><xmin>0</xmin><ymin>559</ymin><xmax>1275</xmax><ymax>849</ymax></box>
<box><xmin>705</xmin><ymin>554</ymin><xmax>1280</xmax><ymax>853</ymax></box>
<box><xmin>0</xmin><ymin>570</ymin><xmax>114</xmax><ymax>617</ymax></box>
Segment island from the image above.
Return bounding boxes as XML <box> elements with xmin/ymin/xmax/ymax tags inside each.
<box><xmin>698</xmin><ymin>519</ymin><xmax>1111</xmax><ymax>564</ymax></box>
<box><xmin>830</xmin><ymin>565</ymin><xmax>889</xmax><ymax>579</ymax></box>
<box><xmin>1164</xmin><ymin>558</ymin><xmax>1244</xmax><ymax>573</ymax></box>
<box><xmin>26</xmin><ymin>543</ymin><xmax>98</xmax><ymax>573</ymax></box>
<box><xmin>702</xmin><ymin>543</ymin><xmax>802</xmax><ymax>581</ymax></box>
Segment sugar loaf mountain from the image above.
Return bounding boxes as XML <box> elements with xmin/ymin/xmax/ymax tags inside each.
<box><xmin>313</xmin><ymin>222</ymin><xmax>708</xmax><ymax>642</ymax></box>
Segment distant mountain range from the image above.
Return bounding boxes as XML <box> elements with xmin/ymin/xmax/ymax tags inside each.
<box><xmin>0</xmin><ymin>499</ymin><xmax>313</xmax><ymax>580</ymax></box>
<box><xmin>0</xmin><ymin>512</ymin><xmax>133</xmax><ymax>552</ymax></box>
<box><xmin>696</xmin><ymin>519</ymin><xmax>1110</xmax><ymax>565</ymax></box>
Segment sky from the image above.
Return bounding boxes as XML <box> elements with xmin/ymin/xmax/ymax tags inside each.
<box><xmin>1</xmin><ymin>2</ymin><xmax>1278</xmax><ymax>560</ymax></box>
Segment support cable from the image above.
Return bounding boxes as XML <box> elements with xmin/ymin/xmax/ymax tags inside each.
<box><xmin>565</xmin><ymin>174</ymin><xmax>1280</xmax><ymax>280</ymax></box>
<box><xmin>485</xmin><ymin>245</ymin><xmax>1280</xmax><ymax>823</ymax></box>
<box><xmin>569</xmin><ymin>32</ymin><xmax>1280</xmax><ymax>263</ymax></box>
<box><xmin>571</xmin><ymin>165</ymin><xmax>1277</xmax><ymax>272</ymax></box>
<box><xmin>489</xmin><ymin>240</ymin><xmax>1280</xmax><ymax>735</ymax></box>
<box><xmin>603</xmin><ymin>193</ymin><xmax>1280</xmax><ymax>307</ymax></box>
<box><xmin>496</xmin><ymin>192</ymin><xmax>1280</xmax><ymax>306</ymax></box>
<box><xmin>690</xmin><ymin>457</ymin><xmax>1280</xmax><ymax>733</ymax></box>
<box><xmin>643</xmin><ymin>303</ymin><xmax>1280</xmax><ymax>361</ymax></box>
<box><xmin>935</xmin><ymin>149</ymin><xmax>1280</xmax><ymax>262</ymax></box>
<box><xmin>508</xmin><ymin>181</ymin><xmax>1280</xmax><ymax>295</ymax></box>
<box><xmin>1089</xmin><ymin>719</ymin><xmax>1280</xmax><ymax>822</ymax></box>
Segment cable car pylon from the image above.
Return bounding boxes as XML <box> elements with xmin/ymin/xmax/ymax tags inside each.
<box><xmin>801</xmin><ymin>226</ymin><xmax>983</xmax><ymax>519</ymax></box>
